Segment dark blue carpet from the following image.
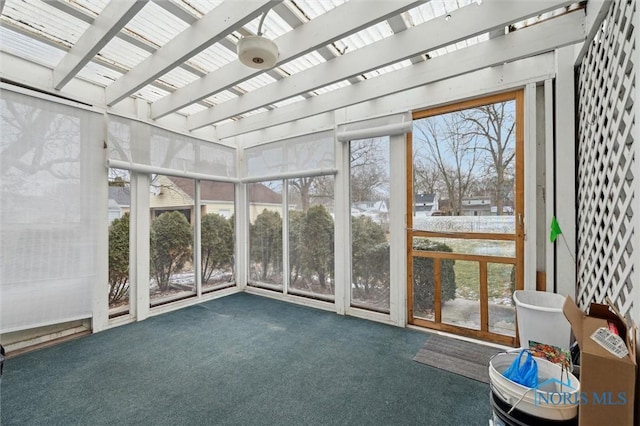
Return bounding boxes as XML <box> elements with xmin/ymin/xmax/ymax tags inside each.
<box><xmin>0</xmin><ymin>293</ymin><xmax>490</xmax><ymax>425</ymax></box>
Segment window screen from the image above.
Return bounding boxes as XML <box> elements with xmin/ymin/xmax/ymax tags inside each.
<box><xmin>243</xmin><ymin>131</ymin><xmax>335</xmax><ymax>182</ymax></box>
<box><xmin>0</xmin><ymin>88</ymin><xmax>103</xmax><ymax>332</ymax></box>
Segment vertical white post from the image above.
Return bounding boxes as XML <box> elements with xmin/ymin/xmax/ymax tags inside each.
<box><xmin>92</xmin><ymin>114</ymin><xmax>109</xmax><ymax>333</ymax></box>
<box><xmin>555</xmin><ymin>47</ymin><xmax>577</xmax><ymax>298</ymax></box>
<box><xmin>282</xmin><ymin>180</ymin><xmax>289</xmax><ymax>295</ymax></box>
<box><xmin>235</xmin><ymin>182</ymin><xmax>248</xmax><ymax>291</ymax></box>
<box><xmin>389</xmin><ymin>133</ymin><xmax>407</xmax><ymax>326</ymax></box>
<box><xmin>236</xmin><ymin>145</ymin><xmax>248</xmax><ymax>291</ymax></box>
<box><xmin>524</xmin><ymin>83</ymin><xmax>537</xmax><ymax>291</ymax></box>
<box><xmin>544</xmin><ymin>79</ymin><xmax>555</xmax><ymax>293</ymax></box>
<box><xmin>333</xmin><ymin>111</ymin><xmax>349</xmax><ymax>315</ymax></box>
<box><xmin>194</xmin><ymin>180</ymin><xmax>202</xmax><ymax>297</ymax></box>
<box><xmin>132</xmin><ymin>171</ymin><xmax>150</xmax><ymax>321</ymax></box>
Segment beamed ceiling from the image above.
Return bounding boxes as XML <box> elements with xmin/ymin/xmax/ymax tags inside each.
<box><xmin>0</xmin><ymin>0</ymin><xmax>587</xmax><ymax>139</ymax></box>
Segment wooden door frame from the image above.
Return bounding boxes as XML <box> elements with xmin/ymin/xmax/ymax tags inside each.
<box><xmin>406</xmin><ymin>90</ymin><xmax>525</xmax><ymax>346</ymax></box>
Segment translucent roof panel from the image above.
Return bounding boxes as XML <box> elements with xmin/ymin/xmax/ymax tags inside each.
<box><xmin>2</xmin><ymin>0</ymin><xmax>90</xmax><ymax>47</ymax></box>
<box><xmin>332</xmin><ymin>21</ymin><xmax>394</xmax><ymax>55</ymax></box>
<box><xmin>204</xmin><ymin>91</ymin><xmax>239</xmax><ymax>106</ymax></box>
<box><xmin>427</xmin><ymin>33</ymin><xmax>490</xmax><ymax>58</ymax></box>
<box><xmin>189</xmin><ymin>40</ymin><xmax>238</xmax><ymax>74</ymax></box>
<box><xmin>288</xmin><ymin>0</ymin><xmax>347</xmax><ymax>21</ymax></box>
<box><xmin>0</xmin><ymin>27</ymin><xmax>66</xmax><ymax>68</ymax></box>
<box><xmin>122</xmin><ymin>2</ymin><xmax>189</xmax><ymax>48</ymax></box>
<box><xmin>98</xmin><ymin>36</ymin><xmax>152</xmax><ymax>70</ymax></box>
<box><xmin>313</xmin><ymin>80</ymin><xmax>352</xmax><ymax>96</ymax></box>
<box><xmin>241</xmin><ymin>107</ymin><xmax>270</xmax><ymax>118</ymax></box>
<box><xmin>235</xmin><ymin>74</ymin><xmax>278</xmax><ymax>95</ymax></box>
<box><xmin>175</xmin><ymin>0</ymin><xmax>226</xmax><ymax>17</ymax></box>
<box><xmin>512</xmin><ymin>4</ymin><xmax>583</xmax><ymax>30</ymax></box>
<box><xmin>70</xmin><ymin>0</ymin><xmax>110</xmax><ymax>16</ymax></box>
<box><xmin>271</xmin><ymin>95</ymin><xmax>307</xmax><ymax>108</ymax></box>
<box><xmin>278</xmin><ymin>51</ymin><xmax>326</xmax><ymax>76</ymax></box>
<box><xmin>405</xmin><ymin>0</ymin><xmax>477</xmax><ymax>26</ymax></box>
<box><xmin>134</xmin><ymin>86</ymin><xmax>171</xmax><ymax>103</ymax></box>
<box><xmin>361</xmin><ymin>59</ymin><xmax>412</xmax><ymax>80</ymax></box>
<box><xmin>244</xmin><ymin>10</ymin><xmax>294</xmax><ymax>38</ymax></box>
<box><xmin>177</xmin><ymin>103</ymin><xmax>210</xmax><ymax>117</ymax></box>
<box><xmin>156</xmin><ymin>67</ymin><xmax>201</xmax><ymax>91</ymax></box>
<box><xmin>76</xmin><ymin>61</ymin><xmax>124</xmax><ymax>87</ymax></box>
<box><xmin>0</xmin><ymin>0</ymin><xmax>574</xmax><ymax>128</ymax></box>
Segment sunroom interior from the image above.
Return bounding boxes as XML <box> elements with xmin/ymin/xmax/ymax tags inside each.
<box><xmin>0</xmin><ymin>0</ymin><xmax>637</xmax><ymax>392</ymax></box>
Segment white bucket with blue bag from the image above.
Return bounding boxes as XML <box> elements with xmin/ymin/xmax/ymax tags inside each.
<box><xmin>489</xmin><ymin>350</ymin><xmax>580</xmax><ymax>421</ymax></box>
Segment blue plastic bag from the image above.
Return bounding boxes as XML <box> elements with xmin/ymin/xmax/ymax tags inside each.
<box><xmin>502</xmin><ymin>350</ymin><xmax>538</xmax><ymax>388</ymax></box>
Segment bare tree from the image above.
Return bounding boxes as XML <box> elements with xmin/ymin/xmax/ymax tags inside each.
<box><xmin>349</xmin><ymin>138</ymin><xmax>388</xmax><ymax>203</ymax></box>
<box><xmin>459</xmin><ymin>102</ymin><xmax>516</xmax><ymax>215</ymax></box>
<box><xmin>413</xmin><ymin>113</ymin><xmax>481</xmax><ymax>215</ymax></box>
<box><xmin>289</xmin><ymin>177</ymin><xmax>314</xmax><ymax>211</ymax></box>
<box><xmin>413</xmin><ymin>161</ymin><xmax>441</xmax><ymax>195</ymax></box>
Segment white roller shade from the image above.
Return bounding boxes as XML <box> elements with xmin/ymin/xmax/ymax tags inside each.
<box><xmin>0</xmin><ymin>88</ymin><xmax>103</xmax><ymax>332</ymax></box>
<box><xmin>243</xmin><ymin>130</ymin><xmax>336</xmax><ymax>182</ymax></box>
<box><xmin>336</xmin><ymin>112</ymin><xmax>412</xmax><ymax>142</ymax></box>
<box><xmin>108</xmin><ymin>115</ymin><xmax>237</xmax><ymax>180</ymax></box>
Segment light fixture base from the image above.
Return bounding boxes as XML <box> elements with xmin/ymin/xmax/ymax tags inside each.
<box><xmin>237</xmin><ymin>36</ymin><xmax>279</xmax><ymax>70</ymax></box>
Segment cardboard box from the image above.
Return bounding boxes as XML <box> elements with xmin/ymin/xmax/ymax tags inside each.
<box><xmin>563</xmin><ymin>297</ymin><xmax>637</xmax><ymax>426</ymax></box>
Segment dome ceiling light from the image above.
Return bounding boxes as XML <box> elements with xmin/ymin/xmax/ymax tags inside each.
<box><xmin>237</xmin><ymin>10</ymin><xmax>279</xmax><ymax>70</ymax></box>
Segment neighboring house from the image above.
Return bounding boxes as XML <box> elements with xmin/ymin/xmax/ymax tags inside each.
<box><xmin>352</xmin><ymin>200</ymin><xmax>389</xmax><ymax>224</ymax></box>
<box><xmin>413</xmin><ymin>193</ymin><xmax>439</xmax><ymax>216</ymax></box>
<box><xmin>460</xmin><ymin>195</ymin><xmax>493</xmax><ymax>216</ymax></box>
<box><xmin>247</xmin><ymin>183</ymin><xmax>282</xmax><ymax>222</ymax></box>
<box><xmin>436</xmin><ymin>195</ymin><xmax>514</xmax><ymax>216</ymax></box>
<box><xmin>491</xmin><ymin>205</ymin><xmax>514</xmax><ymax>215</ymax></box>
<box><xmin>108</xmin><ymin>186</ymin><xmax>131</xmax><ymax>223</ymax></box>
<box><xmin>149</xmin><ymin>176</ymin><xmax>281</xmax><ymax>223</ymax></box>
<box><xmin>353</xmin><ymin>200</ymin><xmax>388</xmax><ymax>214</ymax></box>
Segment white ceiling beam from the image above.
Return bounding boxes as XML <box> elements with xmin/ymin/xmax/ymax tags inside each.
<box><xmin>214</xmin><ymin>10</ymin><xmax>585</xmax><ymax>138</ymax></box>
<box><xmin>272</xmin><ymin>2</ymin><xmax>355</xmax><ymax>90</ymax></box>
<box><xmin>575</xmin><ymin>0</ymin><xmax>612</xmax><ymax>64</ymax></box>
<box><xmin>46</xmin><ymin>0</ymin><xmax>208</xmax><ymax>79</ymax></box>
<box><xmin>272</xmin><ymin>2</ymin><xmax>304</xmax><ymax>28</ymax></box>
<box><xmin>189</xmin><ymin>0</ymin><xmax>579</xmax><ymax>129</ymax></box>
<box><xmin>150</xmin><ymin>0</ymin><xmax>425</xmax><ymax>119</ymax></box>
<box><xmin>151</xmin><ymin>1</ymin><xmax>259</xmax><ymax>98</ymax></box>
<box><xmin>105</xmin><ymin>0</ymin><xmax>281</xmax><ymax>106</ymax></box>
<box><xmin>53</xmin><ymin>0</ymin><xmax>146</xmax><ymax>90</ymax></box>
<box><xmin>151</xmin><ymin>0</ymin><xmax>197</xmax><ymax>24</ymax></box>
<box><xmin>386</xmin><ymin>14</ymin><xmax>423</xmax><ymax>64</ymax></box>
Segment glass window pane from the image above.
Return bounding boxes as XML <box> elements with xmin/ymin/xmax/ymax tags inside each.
<box><xmin>442</xmin><ymin>260</ymin><xmax>480</xmax><ymax>330</ymax></box>
<box><xmin>412</xmin><ymin>100</ymin><xmax>516</xmax><ymax>233</ymax></box>
<box><xmin>413</xmin><ymin>237</ymin><xmax>515</xmax><ymax>258</ymax></box>
<box><xmin>149</xmin><ymin>175</ymin><xmax>196</xmax><ymax>306</ymax></box>
<box><xmin>288</xmin><ymin>176</ymin><xmax>335</xmax><ymax>300</ymax></box>
<box><xmin>108</xmin><ymin>168</ymin><xmax>131</xmax><ymax>317</ymax></box>
<box><xmin>411</xmin><ymin>239</ymin><xmax>457</xmax><ymax>322</ymax></box>
<box><xmin>488</xmin><ymin>262</ymin><xmax>516</xmax><ymax>336</ymax></box>
<box><xmin>350</xmin><ymin>137</ymin><xmax>390</xmax><ymax>313</ymax></box>
<box><xmin>411</xmin><ymin>256</ymin><xmax>436</xmax><ymax>321</ymax></box>
<box><xmin>200</xmin><ymin>180</ymin><xmax>235</xmax><ymax>293</ymax></box>
<box><xmin>248</xmin><ymin>181</ymin><xmax>283</xmax><ymax>289</ymax></box>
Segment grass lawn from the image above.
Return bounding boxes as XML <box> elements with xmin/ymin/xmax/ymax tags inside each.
<box><xmin>419</xmin><ymin>237</ymin><xmax>516</xmax><ymax>304</ymax></box>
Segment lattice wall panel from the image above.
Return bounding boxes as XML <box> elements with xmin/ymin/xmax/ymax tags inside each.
<box><xmin>576</xmin><ymin>0</ymin><xmax>635</xmax><ymax>320</ymax></box>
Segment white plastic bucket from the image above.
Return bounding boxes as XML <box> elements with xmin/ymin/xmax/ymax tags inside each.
<box><xmin>513</xmin><ymin>290</ymin><xmax>571</xmax><ymax>350</ymax></box>
<box><xmin>489</xmin><ymin>352</ymin><xmax>580</xmax><ymax>421</ymax></box>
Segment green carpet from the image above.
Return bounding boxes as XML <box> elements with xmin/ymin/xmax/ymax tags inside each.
<box><xmin>0</xmin><ymin>293</ymin><xmax>490</xmax><ymax>425</ymax></box>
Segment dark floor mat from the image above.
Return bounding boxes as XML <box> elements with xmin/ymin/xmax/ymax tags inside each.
<box><xmin>413</xmin><ymin>333</ymin><xmax>504</xmax><ymax>383</ymax></box>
